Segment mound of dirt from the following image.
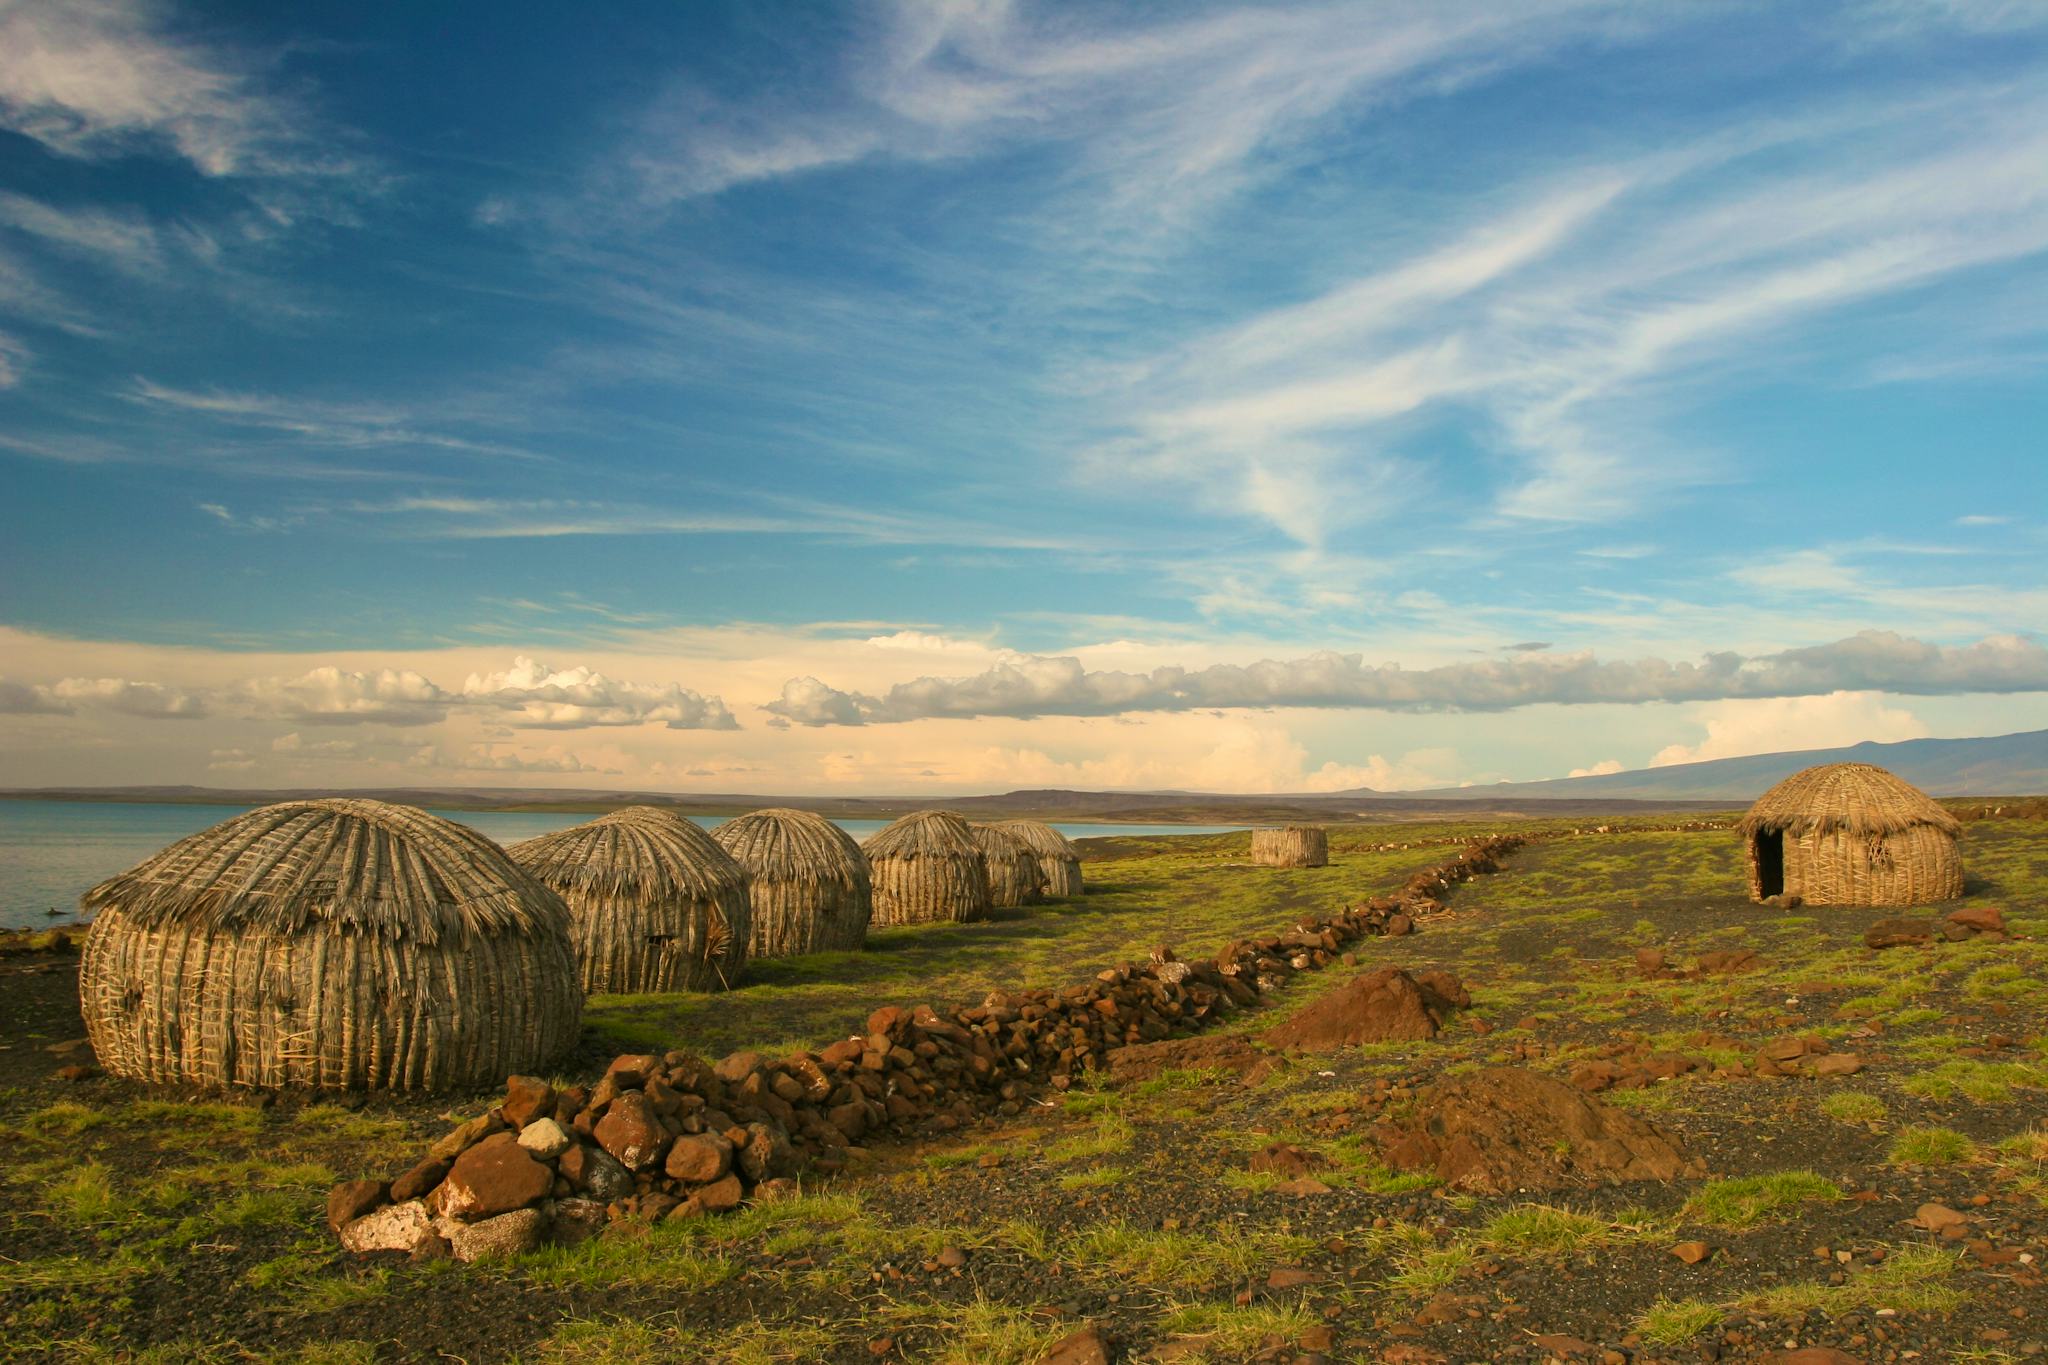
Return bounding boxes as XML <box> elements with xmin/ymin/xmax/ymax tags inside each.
<box><xmin>1371</xmin><ymin>1066</ymin><xmax>1702</xmax><ymax>1194</ymax></box>
<box><xmin>1262</xmin><ymin>966</ymin><xmax>1468</xmax><ymax>1052</ymax></box>
<box><xmin>1104</xmin><ymin>1033</ymin><xmax>1277</xmax><ymax>1086</ymax></box>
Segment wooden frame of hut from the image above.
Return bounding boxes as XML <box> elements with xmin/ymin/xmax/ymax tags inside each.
<box><xmin>866</xmin><ymin>810</ymin><xmax>992</xmax><ymax>927</ymax></box>
<box><xmin>1251</xmin><ymin>825</ymin><xmax>1329</xmax><ymax>868</ymax></box>
<box><xmin>77</xmin><ymin>799</ymin><xmax>581</xmax><ymax>1092</ymax></box>
<box><xmin>512</xmin><ymin>806</ymin><xmax>750</xmax><ymax>994</ymax></box>
<box><xmin>1737</xmin><ymin>763</ymin><xmax>1962</xmax><ymax>907</ymax></box>
<box><xmin>971</xmin><ymin>822</ymin><xmax>1047</xmax><ymax>909</ymax></box>
<box><xmin>995</xmin><ymin>819</ymin><xmax>1084</xmax><ymax>898</ymax></box>
<box><xmin>712</xmin><ymin>807</ymin><xmax>872</xmax><ymax>958</ymax></box>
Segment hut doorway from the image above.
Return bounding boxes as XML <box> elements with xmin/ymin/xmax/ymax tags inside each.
<box><xmin>1753</xmin><ymin>830</ymin><xmax>1784</xmax><ymax>898</ymax></box>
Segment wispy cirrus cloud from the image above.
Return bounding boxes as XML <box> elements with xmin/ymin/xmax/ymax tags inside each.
<box><xmin>0</xmin><ymin>0</ymin><xmax>347</xmax><ymax>178</ymax></box>
<box><xmin>1085</xmin><ymin>80</ymin><xmax>2048</xmax><ymax>549</ymax></box>
<box><xmin>764</xmin><ymin>630</ymin><xmax>2048</xmax><ymax>726</ymax></box>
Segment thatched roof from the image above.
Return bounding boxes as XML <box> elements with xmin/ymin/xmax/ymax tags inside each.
<box><xmin>511</xmin><ymin>806</ymin><xmax>746</xmax><ymax>903</ymax></box>
<box><xmin>867</xmin><ymin>809</ymin><xmax>980</xmax><ymax>861</ymax></box>
<box><xmin>79</xmin><ymin>798</ymin><xmax>562</xmax><ymax>946</ymax></box>
<box><xmin>970</xmin><ymin>822</ymin><xmax>1035</xmax><ymax>860</ymax></box>
<box><xmin>713</xmin><ymin>808</ymin><xmax>866</xmax><ymax>885</ymax></box>
<box><xmin>993</xmin><ymin>820</ymin><xmax>1080</xmax><ymax>860</ymax></box>
<box><xmin>1737</xmin><ymin>763</ymin><xmax>1961</xmax><ymax>838</ymax></box>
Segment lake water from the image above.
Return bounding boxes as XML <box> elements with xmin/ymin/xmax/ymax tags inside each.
<box><xmin>0</xmin><ymin>799</ymin><xmax>1241</xmax><ymax>928</ymax></box>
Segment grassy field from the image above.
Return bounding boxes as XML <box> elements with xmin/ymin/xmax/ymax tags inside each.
<box><xmin>1</xmin><ymin>816</ymin><xmax>2043</xmax><ymax>1363</ymax></box>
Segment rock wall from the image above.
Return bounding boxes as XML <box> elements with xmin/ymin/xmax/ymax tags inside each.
<box><xmin>332</xmin><ymin>834</ymin><xmax>1526</xmax><ymax>1259</ymax></box>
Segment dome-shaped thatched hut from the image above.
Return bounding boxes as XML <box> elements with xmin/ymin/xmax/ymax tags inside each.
<box><xmin>1251</xmin><ymin>825</ymin><xmax>1329</xmax><ymax>868</ymax></box>
<box><xmin>712</xmin><ymin>808</ymin><xmax>871</xmax><ymax>958</ymax></box>
<box><xmin>511</xmin><ymin>807</ymin><xmax>750</xmax><ymax>994</ymax></box>
<box><xmin>867</xmin><ymin>810</ymin><xmax>991</xmax><ymax>927</ymax></box>
<box><xmin>971</xmin><ymin>822</ymin><xmax>1047</xmax><ymax>909</ymax></box>
<box><xmin>996</xmin><ymin>819</ymin><xmax>1084</xmax><ymax>898</ymax></box>
<box><xmin>77</xmin><ymin>799</ymin><xmax>581</xmax><ymax>1092</ymax></box>
<box><xmin>1738</xmin><ymin>763</ymin><xmax>1962</xmax><ymax>906</ymax></box>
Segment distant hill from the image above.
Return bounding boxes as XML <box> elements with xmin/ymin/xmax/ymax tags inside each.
<box><xmin>1396</xmin><ymin>728</ymin><xmax>2048</xmax><ymax>802</ymax></box>
<box><xmin>4</xmin><ymin>728</ymin><xmax>2040</xmax><ymax>824</ymax></box>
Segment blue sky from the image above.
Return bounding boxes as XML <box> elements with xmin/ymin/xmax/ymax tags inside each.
<box><xmin>1</xmin><ymin>0</ymin><xmax>2045</xmax><ymax>794</ymax></box>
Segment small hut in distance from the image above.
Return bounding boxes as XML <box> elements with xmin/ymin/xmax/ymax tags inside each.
<box><xmin>512</xmin><ymin>806</ymin><xmax>750</xmax><ymax>994</ymax></box>
<box><xmin>1738</xmin><ymin>763</ymin><xmax>1962</xmax><ymax>906</ymax></box>
<box><xmin>867</xmin><ymin>810</ymin><xmax>992</xmax><ymax>927</ymax></box>
<box><xmin>77</xmin><ymin>798</ymin><xmax>582</xmax><ymax>1092</ymax></box>
<box><xmin>996</xmin><ymin>819</ymin><xmax>1084</xmax><ymax>898</ymax></box>
<box><xmin>972</xmin><ymin>822</ymin><xmax>1047</xmax><ymax>909</ymax></box>
<box><xmin>713</xmin><ymin>807</ymin><xmax>872</xmax><ymax>958</ymax></box>
<box><xmin>1251</xmin><ymin>825</ymin><xmax>1329</xmax><ymax>868</ymax></box>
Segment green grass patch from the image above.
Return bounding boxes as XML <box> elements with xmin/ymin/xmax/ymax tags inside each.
<box><xmin>516</xmin><ymin>1220</ymin><xmax>741</xmax><ymax>1291</ymax></box>
<box><xmin>1888</xmin><ymin>1126</ymin><xmax>1976</xmax><ymax>1166</ymax></box>
<box><xmin>1635</xmin><ymin>1298</ymin><xmax>1722</xmax><ymax>1348</ymax></box>
<box><xmin>1819</xmin><ymin>1091</ymin><xmax>1888</xmax><ymax>1126</ymax></box>
<box><xmin>1477</xmin><ymin>1204</ymin><xmax>1633</xmax><ymax>1254</ymax></box>
<box><xmin>1899</xmin><ymin>1059</ymin><xmax>2048</xmax><ymax>1104</ymax></box>
<box><xmin>1680</xmin><ymin>1171</ymin><xmax>1842</xmax><ymax>1228</ymax></box>
<box><xmin>1742</xmin><ymin>1244</ymin><xmax>1965</xmax><ymax>1318</ymax></box>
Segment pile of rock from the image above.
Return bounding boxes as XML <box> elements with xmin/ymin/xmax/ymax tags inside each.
<box><xmin>1866</xmin><ymin>905</ymin><xmax>2008</xmax><ymax>949</ymax></box>
<box><xmin>1262</xmin><ymin>966</ymin><xmax>1470</xmax><ymax>1052</ymax></box>
<box><xmin>1371</xmin><ymin>1067</ymin><xmax>1703</xmax><ymax>1194</ymax></box>
<box><xmin>332</xmin><ymin>835</ymin><xmax>1525</xmax><ymax>1256</ymax></box>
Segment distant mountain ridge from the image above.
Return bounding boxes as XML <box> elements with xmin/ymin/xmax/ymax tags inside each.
<box><xmin>4</xmin><ymin>728</ymin><xmax>2041</xmax><ymax>822</ymax></box>
<box><xmin>1395</xmin><ymin>728</ymin><xmax>2048</xmax><ymax>802</ymax></box>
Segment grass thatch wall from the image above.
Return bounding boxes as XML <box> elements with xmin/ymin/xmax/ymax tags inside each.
<box><xmin>713</xmin><ymin>807</ymin><xmax>872</xmax><ymax>958</ymax></box>
<box><xmin>1738</xmin><ymin>763</ymin><xmax>1963</xmax><ymax>906</ymax></box>
<box><xmin>866</xmin><ymin>810</ymin><xmax>991</xmax><ymax>927</ymax></box>
<box><xmin>77</xmin><ymin>799</ymin><xmax>581</xmax><ymax>1092</ymax></box>
<box><xmin>995</xmin><ymin>819</ymin><xmax>1084</xmax><ymax>898</ymax></box>
<box><xmin>1251</xmin><ymin>825</ymin><xmax>1329</xmax><ymax>868</ymax></box>
<box><xmin>512</xmin><ymin>807</ymin><xmax>750</xmax><ymax>994</ymax></box>
<box><xmin>971</xmin><ymin>822</ymin><xmax>1047</xmax><ymax>909</ymax></box>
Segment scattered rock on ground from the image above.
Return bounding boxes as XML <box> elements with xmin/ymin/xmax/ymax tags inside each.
<box><xmin>1039</xmin><ymin>1325</ymin><xmax>1112</xmax><ymax>1365</ymax></box>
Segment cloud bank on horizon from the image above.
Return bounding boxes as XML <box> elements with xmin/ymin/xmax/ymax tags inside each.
<box><xmin>0</xmin><ymin>0</ymin><xmax>2044</xmax><ymax>793</ymax></box>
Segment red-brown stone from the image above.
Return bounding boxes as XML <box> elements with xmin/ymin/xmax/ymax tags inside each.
<box><xmin>594</xmin><ymin>1090</ymin><xmax>672</xmax><ymax>1171</ymax></box>
<box><xmin>441</xmin><ymin>1133</ymin><xmax>551</xmax><ymax>1219</ymax></box>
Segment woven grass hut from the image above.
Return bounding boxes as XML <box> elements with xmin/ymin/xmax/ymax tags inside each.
<box><xmin>1737</xmin><ymin>763</ymin><xmax>1962</xmax><ymax>907</ymax></box>
<box><xmin>511</xmin><ymin>807</ymin><xmax>749</xmax><ymax>994</ymax></box>
<box><xmin>1251</xmin><ymin>825</ymin><xmax>1329</xmax><ymax>868</ymax></box>
<box><xmin>712</xmin><ymin>808</ymin><xmax>871</xmax><ymax>958</ymax></box>
<box><xmin>77</xmin><ymin>799</ymin><xmax>580</xmax><ymax>1092</ymax></box>
<box><xmin>996</xmin><ymin>819</ymin><xmax>1084</xmax><ymax>898</ymax></box>
<box><xmin>971</xmin><ymin>822</ymin><xmax>1047</xmax><ymax>909</ymax></box>
<box><xmin>867</xmin><ymin>810</ymin><xmax>992</xmax><ymax>927</ymax></box>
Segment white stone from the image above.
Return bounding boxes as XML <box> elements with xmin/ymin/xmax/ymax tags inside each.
<box><xmin>439</xmin><ymin>1206</ymin><xmax>545</xmax><ymax>1263</ymax></box>
<box><xmin>340</xmin><ymin>1199</ymin><xmax>432</xmax><ymax>1254</ymax></box>
<box><xmin>518</xmin><ymin>1116</ymin><xmax>573</xmax><ymax>1160</ymax></box>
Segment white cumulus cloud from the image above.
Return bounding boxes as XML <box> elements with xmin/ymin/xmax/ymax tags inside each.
<box><xmin>460</xmin><ymin>655</ymin><xmax>737</xmax><ymax>731</ymax></box>
<box><xmin>1650</xmin><ymin>690</ymin><xmax>1930</xmax><ymax>767</ymax></box>
<box><xmin>763</xmin><ymin>631</ymin><xmax>2048</xmax><ymax>726</ymax></box>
